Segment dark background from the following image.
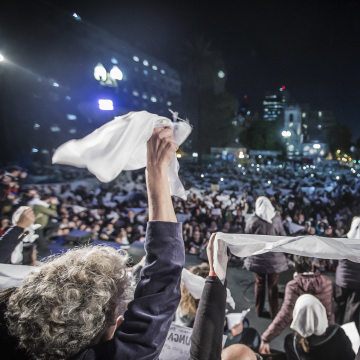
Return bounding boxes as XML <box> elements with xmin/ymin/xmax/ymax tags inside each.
<box><xmin>45</xmin><ymin>0</ymin><xmax>360</xmax><ymax>136</ymax></box>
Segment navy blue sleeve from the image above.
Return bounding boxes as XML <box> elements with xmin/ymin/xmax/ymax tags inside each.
<box><xmin>190</xmin><ymin>276</ymin><xmax>227</xmax><ymax>360</ymax></box>
<box><xmin>82</xmin><ymin>221</ymin><xmax>184</xmax><ymax>360</ymax></box>
<box><xmin>0</xmin><ymin>226</ymin><xmax>24</xmax><ymax>263</ymax></box>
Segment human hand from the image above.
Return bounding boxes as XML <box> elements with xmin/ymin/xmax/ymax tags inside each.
<box><xmin>231</xmin><ymin>322</ymin><xmax>243</xmax><ymax>336</ymax></box>
<box><xmin>147</xmin><ymin>127</ymin><xmax>178</xmax><ymax>174</ymax></box>
<box><xmin>17</xmin><ymin>208</ymin><xmax>36</xmax><ymax>229</ymax></box>
<box><xmin>20</xmin><ymin>172</ymin><xmax>28</xmax><ymax>179</ymax></box>
<box><xmin>51</xmin><ymin>197</ymin><xmax>59</xmax><ymax>205</ymax></box>
<box><xmin>259</xmin><ymin>341</ymin><xmax>271</xmax><ymax>354</ymax></box>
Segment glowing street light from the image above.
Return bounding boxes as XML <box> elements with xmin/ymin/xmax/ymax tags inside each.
<box><xmin>109</xmin><ymin>66</ymin><xmax>123</xmax><ymax>80</ymax></box>
<box><xmin>282</xmin><ymin>130</ymin><xmax>291</xmax><ymax>138</ymax></box>
<box><xmin>239</xmin><ymin>151</ymin><xmax>245</xmax><ymax>159</ymax></box>
<box><xmin>98</xmin><ymin>99</ymin><xmax>114</xmax><ymax>110</ymax></box>
<box><xmin>94</xmin><ymin>63</ymin><xmax>107</xmax><ymax>81</ymax></box>
<box><xmin>220</xmin><ymin>178</ymin><xmax>224</xmax><ymax>181</ymax></box>
<box><xmin>176</xmin><ymin>153</ymin><xmax>181</xmax><ymax>158</ymax></box>
<box><xmin>0</xmin><ymin>54</ymin><xmax>4</xmax><ymax>62</ymax></box>
<box><xmin>192</xmin><ymin>152</ymin><xmax>198</xmax><ymax>157</ymax></box>
<box><xmin>313</xmin><ymin>144</ymin><xmax>321</xmax><ymax>149</ymax></box>
<box><xmin>201</xmin><ymin>174</ymin><xmax>204</xmax><ymax>178</ymax></box>
<box><xmin>238</xmin><ymin>164</ymin><xmax>241</xmax><ymax>168</ymax></box>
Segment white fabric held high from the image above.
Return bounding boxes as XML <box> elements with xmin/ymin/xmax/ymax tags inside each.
<box><xmin>290</xmin><ymin>294</ymin><xmax>328</xmax><ymax>338</ymax></box>
<box><xmin>255</xmin><ymin>196</ymin><xmax>276</xmax><ymax>223</ymax></box>
<box><xmin>181</xmin><ymin>269</ymin><xmax>235</xmax><ymax>309</ymax></box>
<box><xmin>52</xmin><ymin>111</ymin><xmax>192</xmax><ymax>200</ymax></box>
<box><xmin>213</xmin><ymin>232</ymin><xmax>360</xmax><ymax>283</ymax></box>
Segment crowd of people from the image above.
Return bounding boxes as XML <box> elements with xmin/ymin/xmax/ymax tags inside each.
<box><xmin>1</xmin><ymin>130</ymin><xmax>360</xmax><ymax>359</ymax></box>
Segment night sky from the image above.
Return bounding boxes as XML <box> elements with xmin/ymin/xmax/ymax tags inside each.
<box><xmin>14</xmin><ymin>0</ymin><xmax>360</xmax><ymax>137</ymax></box>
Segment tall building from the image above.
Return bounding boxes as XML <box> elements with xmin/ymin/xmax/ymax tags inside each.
<box><xmin>283</xmin><ymin>105</ymin><xmax>303</xmax><ymax>157</ymax></box>
<box><xmin>0</xmin><ymin>1</ymin><xmax>182</xmax><ymax>165</ymax></box>
<box><xmin>263</xmin><ymin>87</ymin><xmax>289</xmax><ymax>121</ymax></box>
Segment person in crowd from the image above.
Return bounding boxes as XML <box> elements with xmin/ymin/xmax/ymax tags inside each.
<box><xmin>176</xmin><ymin>263</ymin><xmax>210</xmax><ymax>327</ymax></box>
<box><xmin>0</xmin><ymin>216</ymin><xmax>11</xmax><ymax>236</ymax></box>
<box><xmin>244</xmin><ymin>196</ymin><xmax>288</xmax><ymax>319</ymax></box>
<box><xmin>99</xmin><ymin>222</ymin><xmax>118</xmax><ymax>240</ymax></box>
<box><xmin>0</xmin><ymin>126</ymin><xmax>184</xmax><ymax>360</ymax></box>
<box><xmin>0</xmin><ymin>208</ymin><xmax>36</xmax><ymax>263</ymax></box>
<box><xmin>189</xmin><ymin>233</ymin><xmax>262</xmax><ymax>360</ymax></box>
<box><xmin>259</xmin><ymin>256</ymin><xmax>334</xmax><ymax>354</ymax></box>
<box><xmin>284</xmin><ymin>294</ymin><xmax>354</xmax><ymax>360</ymax></box>
<box><xmin>22</xmin><ymin>243</ymin><xmax>40</xmax><ymax>266</ymax></box>
<box><xmin>222</xmin><ymin>344</ymin><xmax>262</xmax><ymax>360</ymax></box>
<box><xmin>334</xmin><ymin>216</ymin><xmax>360</xmax><ymax>331</ymax></box>
<box><xmin>33</xmin><ymin>195</ymin><xmax>59</xmax><ymax>254</ymax></box>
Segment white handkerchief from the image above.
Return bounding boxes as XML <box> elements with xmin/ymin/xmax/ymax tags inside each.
<box><xmin>52</xmin><ymin>111</ymin><xmax>192</xmax><ymax>200</ymax></box>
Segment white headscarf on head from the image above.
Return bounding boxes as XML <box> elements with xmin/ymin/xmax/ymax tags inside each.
<box><xmin>347</xmin><ymin>217</ymin><xmax>360</xmax><ymax>240</ymax></box>
<box><xmin>290</xmin><ymin>294</ymin><xmax>328</xmax><ymax>338</ymax></box>
<box><xmin>255</xmin><ymin>196</ymin><xmax>276</xmax><ymax>223</ymax></box>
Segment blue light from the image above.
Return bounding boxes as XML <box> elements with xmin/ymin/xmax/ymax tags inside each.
<box><xmin>111</xmin><ymin>57</ymin><xmax>118</xmax><ymax>64</ymax></box>
<box><xmin>98</xmin><ymin>99</ymin><xmax>114</xmax><ymax>110</ymax></box>
<box><xmin>73</xmin><ymin>13</ymin><xmax>81</xmax><ymax>20</ymax></box>
<box><xmin>32</xmin><ymin>148</ymin><xmax>38</xmax><ymax>153</ymax></box>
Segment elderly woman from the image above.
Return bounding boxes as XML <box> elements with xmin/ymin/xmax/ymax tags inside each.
<box><xmin>244</xmin><ymin>196</ymin><xmax>288</xmax><ymax>319</ymax></box>
<box><xmin>0</xmin><ymin>127</ymin><xmax>184</xmax><ymax>360</ymax></box>
<box><xmin>284</xmin><ymin>294</ymin><xmax>354</xmax><ymax>360</ymax></box>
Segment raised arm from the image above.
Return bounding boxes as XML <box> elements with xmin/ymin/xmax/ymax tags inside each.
<box><xmin>85</xmin><ymin>127</ymin><xmax>184</xmax><ymax>360</ymax></box>
<box><xmin>190</xmin><ymin>233</ymin><xmax>228</xmax><ymax>360</ymax></box>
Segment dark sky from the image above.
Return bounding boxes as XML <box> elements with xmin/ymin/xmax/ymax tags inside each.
<box><xmin>37</xmin><ymin>0</ymin><xmax>360</xmax><ymax>137</ymax></box>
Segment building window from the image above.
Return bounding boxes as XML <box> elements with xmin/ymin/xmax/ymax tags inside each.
<box><xmin>289</xmin><ymin>113</ymin><xmax>294</xmax><ymax>122</ymax></box>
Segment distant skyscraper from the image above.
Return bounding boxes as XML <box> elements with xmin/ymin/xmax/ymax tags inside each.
<box><xmin>263</xmin><ymin>87</ymin><xmax>289</xmax><ymax>121</ymax></box>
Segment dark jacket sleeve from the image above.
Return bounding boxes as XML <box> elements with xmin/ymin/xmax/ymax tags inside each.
<box><xmin>0</xmin><ymin>226</ymin><xmax>24</xmax><ymax>263</ymax></box>
<box><xmin>78</xmin><ymin>221</ymin><xmax>184</xmax><ymax>360</ymax></box>
<box><xmin>190</xmin><ymin>276</ymin><xmax>227</xmax><ymax>360</ymax></box>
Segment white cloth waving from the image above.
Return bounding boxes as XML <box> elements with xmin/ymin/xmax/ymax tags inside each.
<box><xmin>213</xmin><ymin>232</ymin><xmax>360</xmax><ymax>283</ymax></box>
<box><xmin>52</xmin><ymin>111</ymin><xmax>192</xmax><ymax>200</ymax></box>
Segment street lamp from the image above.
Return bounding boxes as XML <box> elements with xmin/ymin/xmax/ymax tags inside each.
<box><xmin>282</xmin><ymin>130</ymin><xmax>291</xmax><ymax>138</ymax></box>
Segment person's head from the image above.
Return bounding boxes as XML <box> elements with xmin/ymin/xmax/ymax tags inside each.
<box><xmin>178</xmin><ymin>263</ymin><xmax>209</xmax><ymax>317</ymax></box>
<box><xmin>299</xmin><ymin>214</ymin><xmax>305</xmax><ymax>223</ymax></box>
<box><xmin>193</xmin><ymin>230</ymin><xmax>201</xmax><ymax>242</ymax></box>
<box><xmin>310</xmin><ymin>227</ymin><xmax>316</xmax><ymax>235</ymax></box>
<box><xmin>294</xmin><ymin>255</ymin><xmax>313</xmax><ymax>273</ymax></box>
<box><xmin>120</xmin><ymin>229</ymin><xmax>127</xmax><ymax>238</ymax></box>
<box><xmin>221</xmin><ymin>344</ymin><xmax>257</xmax><ymax>360</ymax></box>
<box><xmin>0</xmin><ymin>216</ymin><xmax>10</xmax><ymax>229</ymax></box>
<box><xmin>325</xmin><ymin>226</ymin><xmax>333</xmax><ymax>236</ymax></box>
<box><xmin>128</xmin><ymin>210</ymin><xmax>134</xmax><ymax>219</ymax></box>
<box><xmin>4</xmin><ymin>246</ymin><xmax>134</xmax><ymax>359</ymax></box>
<box><xmin>93</xmin><ymin>224</ymin><xmax>101</xmax><ymax>232</ymax></box>
<box><xmin>291</xmin><ymin>294</ymin><xmax>328</xmax><ymax>352</ymax></box>
<box><xmin>8</xmin><ymin>166</ymin><xmax>21</xmax><ymax>178</ymax></box>
<box><xmin>106</xmin><ymin>223</ymin><xmax>114</xmax><ymax>231</ymax></box>
<box><xmin>79</xmin><ymin>224</ymin><xmax>87</xmax><ymax>231</ymax></box>
<box><xmin>22</xmin><ymin>244</ymin><xmax>37</xmax><ymax>266</ymax></box>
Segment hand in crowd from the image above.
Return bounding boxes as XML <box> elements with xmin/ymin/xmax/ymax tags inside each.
<box><xmin>50</xmin><ymin>197</ymin><xmax>59</xmax><ymax>205</ymax></box>
<box><xmin>17</xmin><ymin>208</ymin><xmax>36</xmax><ymax>229</ymax></box>
<box><xmin>147</xmin><ymin>127</ymin><xmax>178</xmax><ymax>173</ymax></box>
<box><xmin>259</xmin><ymin>341</ymin><xmax>271</xmax><ymax>354</ymax></box>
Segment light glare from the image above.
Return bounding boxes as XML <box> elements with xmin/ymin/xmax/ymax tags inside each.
<box><xmin>98</xmin><ymin>99</ymin><xmax>114</xmax><ymax>110</ymax></box>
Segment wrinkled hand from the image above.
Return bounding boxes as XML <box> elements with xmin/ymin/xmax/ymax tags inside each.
<box><xmin>17</xmin><ymin>208</ymin><xmax>36</xmax><ymax>229</ymax></box>
<box><xmin>147</xmin><ymin>127</ymin><xmax>178</xmax><ymax>173</ymax></box>
<box><xmin>259</xmin><ymin>341</ymin><xmax>271</xmax><ymax>354</ymax></box>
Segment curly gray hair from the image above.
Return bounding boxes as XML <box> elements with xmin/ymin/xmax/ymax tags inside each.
<box><xmin>5</xmin><ymin>246</ymin><xmax>134</xmax><ymax>360</ymax></box>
